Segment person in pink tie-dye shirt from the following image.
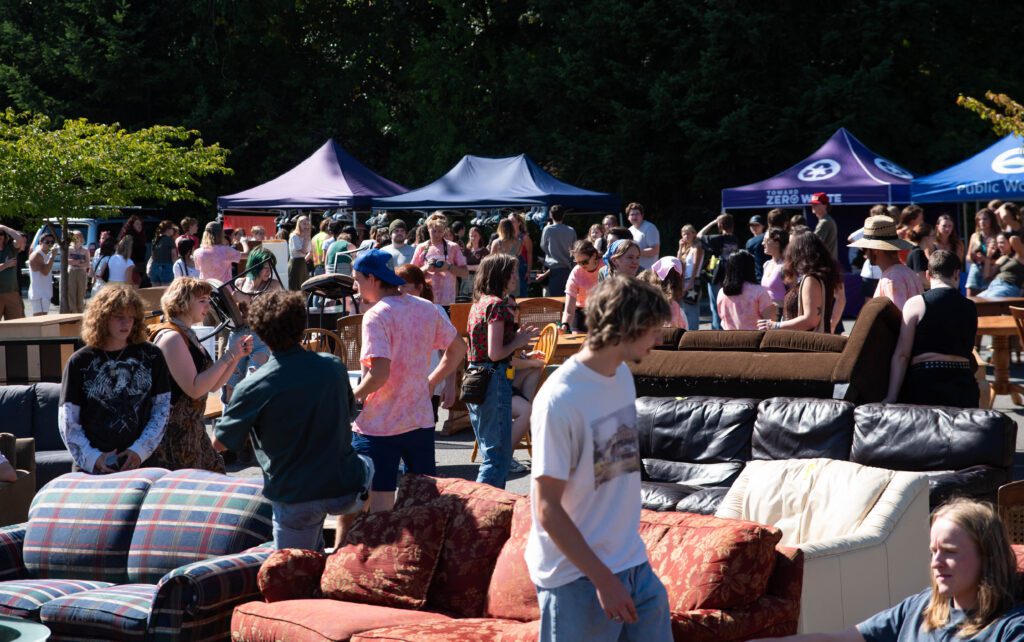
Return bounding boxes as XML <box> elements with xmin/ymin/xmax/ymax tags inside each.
<box><xmin>411</xmin><ymin>212</ymin><xmax>468</xmax><ymax>305</ymax></box>
<box><xmin>715</xmin><ymin>251</ymin><xmax>775</xmax><ymax>330</ymax></box>
<box><xmin>848</xmin><ymin>215</ymin><xmax>920</xmax><ymax>311</ymax></box>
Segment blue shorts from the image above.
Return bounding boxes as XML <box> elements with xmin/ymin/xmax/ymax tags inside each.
<box><xmin>352</xmin><ymin>428</ymin><xmax>435</xmax><ymax>492</ymax></box>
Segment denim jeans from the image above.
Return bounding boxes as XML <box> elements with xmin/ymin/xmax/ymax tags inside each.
<box><xmin>271</xmin><ymin>455</ymin><xmax>374</xmax><ymax>551</ymax></box>
<box><xmin>707</xmin><ymin>282</ymin><xmax>723</xmax><ymax>329</ymax></box>
<box><xmin>467</xmin><ymin>365</ymin><xmax>513</xmax><ymax>488</ymax></box>
<box><xmin>681</xmin><ymin>300</ymin><xmax>700</xmax><ymax>331</ymax></box>
<box><xmin>537</xmin><ymin>562</ymin><xmax>672</xmax><ymax>642</ymax></box>
<box><xmin>978</xmin><ymin>278</ymin><xmax>1022</xmax><ymax>298</ymax></box>
<box><xmin>226</xmin><ymin>329</ymin><xmax>272</xmax><ymax>391</ymax></box>
<box><xmin>149</xmin><ymin>262</ymin><xmax>174</xmax><ymax>286</ymax></box>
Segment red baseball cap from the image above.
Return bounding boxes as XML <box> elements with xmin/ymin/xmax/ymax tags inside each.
<box><xmin>809</xmin><ymin>192</ymin><xmax>829</xmax><ymax>205</ymax></box>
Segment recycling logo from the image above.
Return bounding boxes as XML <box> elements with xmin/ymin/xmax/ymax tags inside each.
<box><xmin>798</xmin><ymin>159</ymin><xmax>840</xmax><ymax>182</ymax></box>
<box><xmin>873</xmin><ymin>158</ymin><xmax>913</xmax><ymax>179</ymax></box>
<box><xmin>991</xmin><ymin>148</ymin><xmax>1024</xmax><ymax>175</ymax></box>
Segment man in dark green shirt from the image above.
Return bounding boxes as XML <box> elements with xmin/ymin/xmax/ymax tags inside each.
<box><xmin>214</xmin><ymin>290</ymin><xmax>371</xmax><ymax>550</ymax></box>
<box><xmin>0</xmin><ymin>224</ymin><xmax>26</xmax><ymax>320</ymax></box>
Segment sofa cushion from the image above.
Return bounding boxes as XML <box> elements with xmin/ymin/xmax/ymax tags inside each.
<box><xmin>232</xmin><ymin>599</ymin><xmax>452</xmax><ymax>642</ymax></box>
<box><xmin>637</xmin><ymin>396</ymin><xmax>757</xmax><ymax>470</ymax></box>
<box><xmin>321</xmin><ymin>504</ymin><xmax>448</xmax><ymax>609</ymax></box>
<box><xmin>753</xmin><ymin>397</ymin><xmax>855</xmax><ymax>461</ymax></box>
<box><xmin>0</xmin><ymin>384</ymin><xmax>35</xmax><ymax>441</ymax></box>
<box><xmin>641</xmin><ymin>481</ymin><xmax>703</xmax><ymax>512</ymax></box>
<box><xmin>717</xmin><ymin>459</ymin><xmax>894</xmax><ymax>547</ymax></box>
<box><xmin>258</xmin><ymin>548</ymin><xmax>328</xmax><ymax>603</ymax></box>
<box><xmin>39</xmin><ymin>583</ymin><xmax>155</xmax><ymax>640</ymax></box>
<box><xmin>31</xmin><ymin>383</ymin><xmax>63</xmax><ymax>451</ymax></box>
<box><xmin>642</xmin><ymin>459</ymin><xmax>745</xmax><ymax>488</ymax></box>
<box><xmin>674</xmin><ymin>487</ymin><xmax>730</xmax><ymax>515</ymax></box>
<box><xmin>0</xmin><ymin>579</ymin><xmax>113</xmax><ymax>619</ymax></box>
<box><xmin>351</xmin><ymin>618</ymin><xmax>539</xmax><ymax>642</ymax></box>
<box><xmin>679</xmin><ymin>330</ymin><xmax>764</xmax><ymax>351</ymax></box>
<box><xmin>758</xmin><ymin>331</ymin><xmax>846</xmax><ymax>354</ymax></box>
<box><xmin>393</xmin><ymin>476</ymin><xmax>518</xmax><ymax>618</ymax></box>
<box><xmin>24</xmin><ymin>469</ymin><xmax>167</xmax><ymax>583</ymax></box>
<box><xmin>485</xmin><ymin>499</ymin><xmax>539</xmax><ymax>622</ymax></box>
<box><xmin>643</xmin><ymin>511</ymin><xmax>781</xmax><ymax>612</ymax></box>
<box><xmin>127</xmin><ymin>469</ymin><xmax>272</xmax><ymax>584</ymax></box>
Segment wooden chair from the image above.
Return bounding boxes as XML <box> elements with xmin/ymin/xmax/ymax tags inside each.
<box><xmin>999</xmin><ymin>481</ymin><xmax>1024</xmax><ymax>545</ymax></box>
<box><xmin>448</xmin><ymin>302</ymin><xmax>473</xmax><ymax>338</ymax></box>
<box><xmin>516</xmin><ymin>297</ymin><xmax>564</xmax><ymax>328</ymax></box>
<box><xmin>471</xmin><ymin>323</ymin><xmax>559</xmax><ymax>463</ymax></box>
<box><xmin>300</xmin><ymin>328</ymin><xmax>344</xmax><ymax>357</ymax></box>
<box><xmin>335</xmin><ymin>314</ymin><xmax>364</xmax><ymax>372</ymax></box>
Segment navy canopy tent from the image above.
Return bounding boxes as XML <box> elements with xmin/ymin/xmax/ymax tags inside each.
<box><xmin>910</xmin><ymin>134</ymin><xmax>1024</xmax><ymax>203</ymax></box>
<box><xmin>721</xmin><ymin>128</ymin><xmax>914</xmax><ymax>209</ymax></box>
<box><xmin>217</xmin><ymin>139</ymin><xmax>407</xmax><ymax>210</ymax></box>
<box><xmin>372</xmin><ymin>154</ymin><xmax>619</xmax><ymax>212</ymax></box>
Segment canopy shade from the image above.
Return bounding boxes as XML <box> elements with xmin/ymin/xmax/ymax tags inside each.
<box><xmin>217</xmin><ymin>139</ymin><xmax>407</xmax><ymax>210</ymax></box>
<box><xmin>721</xmin><ymin>128</ymin><xmax>914</xmax><ymax>209</ymax></box>
<box><xmin>910</xmin><ymin>134</ymin><xmax>1024</xmax><ymax>203</ymax></box>
<box><xmin>372</xmin><ymin>154</ymin><xmax>619</xmax><ymax>212</ymax></box>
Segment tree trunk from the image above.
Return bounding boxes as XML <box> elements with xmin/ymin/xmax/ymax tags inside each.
<box><xmin>59</xmin><ymin>219</ymin><xmax>70</xmax><ymax>313</ymax></box>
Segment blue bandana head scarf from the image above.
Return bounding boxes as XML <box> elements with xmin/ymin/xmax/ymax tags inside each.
<box><xmin>603</xmin><ymin>239</ymin><xmax>628</xmax><ymax>267</ymax></box>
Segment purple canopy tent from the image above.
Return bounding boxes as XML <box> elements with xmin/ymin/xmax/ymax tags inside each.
<box><xmin>217</xmin><ymin>139</ymin><xmax>407</xmax><ymax>210</ymax></box>
<box><xmin>721</xmin><ymin>128</ymin><xmax>914</xmax><ymax>209</ymax></box>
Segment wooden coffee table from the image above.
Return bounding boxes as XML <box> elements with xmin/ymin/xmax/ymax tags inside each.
<box><xmin>976</xmin><ymin>316</ymin><xmax>1024</xmax><ymax>406</ymax></box>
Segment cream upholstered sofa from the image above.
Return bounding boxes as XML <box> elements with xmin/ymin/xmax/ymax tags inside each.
<box><xmin>715</xmin><ymin>458</ymin><xmax>930</xmax><ymax>633</ymax></box>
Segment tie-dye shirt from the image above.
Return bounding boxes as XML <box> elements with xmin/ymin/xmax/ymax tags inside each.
<box><xmin>874</xmin><ymin>263</ymin><xmax>924</xmax><ymax>310</ymax></box>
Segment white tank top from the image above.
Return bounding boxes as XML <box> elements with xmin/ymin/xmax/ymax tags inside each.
<box><xmin>29</xmin><ymin>254</ymin><xmax>53</xmax><ymax>300</ymax></box>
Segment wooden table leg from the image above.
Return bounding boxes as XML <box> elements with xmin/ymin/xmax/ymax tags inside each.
<box><xmin>990</xmin><ymin>336</ymin><xmax>1024</xmax><ymax>406</ymax></box>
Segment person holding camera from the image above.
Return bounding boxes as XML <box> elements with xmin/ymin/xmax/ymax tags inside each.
<box><xmin>28</xmin><ymin>231</ymin><xmax>58</xmax><ymax>316</ymax></box>
<box><xmin>412</xmin><ymin>211</ymin><xmax>468</xmax><ymax>306</ymax></box>
<box><xmin>58</xmin><ymin>286</ymin><xmax>171</xmax><ymax>474</ymax></box>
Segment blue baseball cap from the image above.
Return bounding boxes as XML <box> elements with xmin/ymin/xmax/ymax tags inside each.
<box><xmin>353</xmin><ymin>249</ymin><xmax>405</xmax><ymax>286</ymax></box>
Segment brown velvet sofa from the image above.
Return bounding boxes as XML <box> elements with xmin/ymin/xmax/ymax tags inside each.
<box><xmin>631</xmin><ymin>297</ymin><xmax>902</xmax><ymax>403</ymax></box>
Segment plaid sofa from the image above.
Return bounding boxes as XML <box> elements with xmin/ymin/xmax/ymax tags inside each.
<box><xmin>0</xmin><ymin>468</ymin><xmax>274</xmax><ymax>641</ymax></box>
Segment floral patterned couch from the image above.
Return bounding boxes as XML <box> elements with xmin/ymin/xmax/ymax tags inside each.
<box><xmin>231</xmin><ymin>475</ymin><xmax>804</xmax><ymax>642</ymax></box>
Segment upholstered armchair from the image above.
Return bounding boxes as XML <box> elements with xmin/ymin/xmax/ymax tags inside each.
<box><xmin>0</xmin><ymin>433</ymin><xmax>35</xmax><ymax>527</ymax></box>
<box><xmin>715</xmin><ymin>458</ymin><xmax>930</xmax><ymax>633</ymax></box>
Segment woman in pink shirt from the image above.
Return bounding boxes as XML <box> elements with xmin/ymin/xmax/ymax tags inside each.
<box><xmin>717</xmin><ymin>250</ymin><xmax>775</xmax><ymax>330</ymax></box>
<box><xmin>760</xmin><ymin>227</ymin><xmax>789</xmax><ymax>312</ymax></box>
<box><xmin>193</xmin><ymin>222</ymin><xmax>245</xmax><ymax>284</ymax></box>
<box><xmin>560</xmin><ymin>240</ymin><xmax>603</xmax><ymax>332</ymax></box>
<box><xmin>411</xmin><ymin>212</ymin><xmax>468</xmax><ymax>305</ymax></box>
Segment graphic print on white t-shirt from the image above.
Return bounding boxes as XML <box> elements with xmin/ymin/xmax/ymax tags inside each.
<box><xmin>592</xmin><ymin>404</ymin><xmax>640</xmax><ymax>489</ymax></box>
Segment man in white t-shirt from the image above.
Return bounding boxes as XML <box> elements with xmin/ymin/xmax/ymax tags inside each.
<box><xmin>527</xmin><ymin>275</ymin><xmax>672</xmax><ymax>641</ymax></box>
<box><xmin>626</xmin><ymin>202</ymin><xmax>661</xmax><ymax>271</ymax></box>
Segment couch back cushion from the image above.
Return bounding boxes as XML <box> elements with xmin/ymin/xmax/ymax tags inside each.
<box><xmin>852</xmin><ymin>404</ymin><xmax>1016</xmax><ymax>472</ymax></box>
<box><xmin>759</xmin><ymin>331</ymin><xmax>846</xmax><ymax>354</ymax></box>
<box><xmin>32</xmin><ymin>383</ymin><xmax>63</xmax><ymax>451</ymax></box>
<box><xmin>0</xmin><ymin>384</ymin><xmax>35</xmax><ymax>440</ymax></box>
<box><xmin>394</xmin><ymin>475</ymin><xmax>518</xmax><ymax>618</ymax></box>
<box><xmin>832</xmin><ymin>297</ymin><xmax>902</xmax><ymax>402</ymax></box>
<box><xmin>679</xmin><ymin>330</ymin><xmax>764</xmax><ymax>352</ymax></box>
<box><xmin>637</xmin><ymin>396</ymin><xmax>756</xmax><ymax>485</ymax></box>
<box><xmin>485</xmin><ymin>499</ymin><xmax>540</xmax><ymax>622</ymax></box>
<box><xmin>126</xmin><ymin>470</ymin><xmax>272</xmax><ymax>584</ymax></box>
<box><xmin>24</xmin><ymin>469</ymin><xmax>168</xmax><ymax>582</ymax></box>
<box><xmin>321</xmin><ymin>503</ymin><xmax>448</xmax><ymax>609</ymax></box>
<box><xmin>716</xmin><ymin>459</ymin><xmax>894</xmax><ymax>547</ymax></box>
<box><xmin>753</xmin><ymin>397</ymin><xmax>855</xmax><ymax>461</ymax></box>
<box><xmin>642</xmin><ymin>511</ymin><xmax>781</xmax><ymax>612</ymax></box>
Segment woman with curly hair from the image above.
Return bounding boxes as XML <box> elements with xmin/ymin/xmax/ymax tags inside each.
<box><xmin>758</xmin><ymin>231</ymin><xmax>843</xmax><ymax>333</ymax></box>
<box><xmin>58</xmin><ymin>286</ymin><xmax>171</xmax><ymax>474</ymax></box>
<box><xmin>150</xmin><ymin>278</ymin><xmax>253</xmax><ymax>471</ymax></box>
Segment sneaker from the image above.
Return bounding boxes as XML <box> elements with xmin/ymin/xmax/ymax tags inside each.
<box><xmin>508</xmin><ymin>459</ymin><xmax>529</xmax><ymax>474</ymax></box>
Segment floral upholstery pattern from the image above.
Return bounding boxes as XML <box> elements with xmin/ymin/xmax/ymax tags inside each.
<box><xmin>257</xmin><ymin>548</ymin><xmax>327</xmax><ymax>603</ymax></box>
<box><xmin>350</xmin><ymin>618</ymin><xmax>538</xmax><ymax>642</ymax></box>
<box><xmin>232</xmin><ymin>598</ymin><xmax>452</xmax><ymax>642</ymax></box>
<box><xmin>321</xmin><ymin>504</ymin><xmax>448</xmax><ymax>609</ymax></box>
<box><xmin>643</xmin><ymin>511</ymin><xmax>782</xmax><ymax>612</ymax></box>
<box><xmin>395</xmin><ymin>475</ymin><xmax>519</xmax><ymax>618</ymax></box>
<box><xmin>484</xmin><ymin>499</ymin><xmax>539</xmax><ymax>622</ymax></box>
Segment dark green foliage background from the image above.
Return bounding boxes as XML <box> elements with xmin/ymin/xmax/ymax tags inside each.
<box><xmin>0</xmin><ymin>0</ymin><xmax>1019</xmax><ymax>227</ymax></box>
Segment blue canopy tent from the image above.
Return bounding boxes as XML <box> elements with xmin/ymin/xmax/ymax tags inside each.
<box><xmin>372</xmin><ymin>154</ymin><xmax>619</xmax><ymax>212</ymax></box>
<box><xmin>721</xmin><ymin>128</ymin><xmax>915</xmax><ymax>209</ymax></box>
<box><xmin>910</xmin><ymin>134</ymin><xmax>1024</xmax><ymax>203</ymax></box>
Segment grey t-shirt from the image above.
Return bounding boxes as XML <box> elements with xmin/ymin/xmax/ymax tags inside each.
<box><xmin>383</xmin><ymin>243</ymin><xmax>415</xmax><ymax>267</ymax></box>
<box><xmin>858</xmin><ymin>590</ymin><xmax>1024</xmax><ymax>641</ymax></box>
<box><xmin>540</xmin><ymin>223</ymin><xmax>577</xmax><ymax>269</ymax></box>
<box><xmin>630</xmin><ymin>220</ymin><xmax>661</xmax><ymax>270</ymax></box>
<box><xmin>815</xmin><ymin>214</ymin><xmax>838</xmax><ymax>259</ymax></box>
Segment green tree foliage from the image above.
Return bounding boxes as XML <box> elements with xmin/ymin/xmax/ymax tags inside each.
<box><xmin>0</xmin><ymin>1</ymin><xmax>1020</xmax><ymax>235</ymax></box>
<box><xmin>0</xmin><ymin>109</ymin><xmax>230</xmax><ymax>310</ymax></box>
<box><xmin>958</xmin><ymin>92</ymin><xmax>1024</xmax><ymax>137</ymax></box>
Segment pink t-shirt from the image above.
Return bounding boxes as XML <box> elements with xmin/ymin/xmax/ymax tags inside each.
<box><xmin>412</xmin><ymin>240</ymin><xmax>467</xmax><ymax>306</ymax></box>
<box><xmin>194</xmin><ymin>244</ymin><xmax>241</xmax><ymax>283</ymax></box>
<box><xmin>565</xmin><ymin>262</ymin><xmax>602</xmax><ymax>309</ymax></box>
<box><xmin>716</xmin><ymin>282</ymin><xmax>774</xmax><ymax>330</ymax></box>
<box><xmin>353</xmin><ymin>294</ymin><xmax>458</xmax><ymax>436</ymax></box>
<box><xmin>874</xmin><ymin>264</ymin><xmax>924</xmax><ymax>310</ymax></box>
<box><xmin>669</xmin><ymin>300</ymin><xmax>687</xmax><ymax>330</ymax></box>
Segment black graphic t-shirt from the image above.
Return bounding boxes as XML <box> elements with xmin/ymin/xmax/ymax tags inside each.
<box><xmin>59</xmin><ymin>342</ymin><xmax>171</xmax><ymax>471</ymax></box>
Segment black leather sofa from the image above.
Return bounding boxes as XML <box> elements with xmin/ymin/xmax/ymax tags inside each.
<box><xmin>638</xmin><ymin>396</ymin><xmax>1017</xmax><ymax>514</ymax></box>
<box><xmin>0</xmin><ymin>382</ymin><xmax>73</xmax><ymax>489</ymax></box>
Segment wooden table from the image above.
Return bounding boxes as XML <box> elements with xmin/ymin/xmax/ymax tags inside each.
<box><xmin>204</xmin><ymin>394</ymin><xmax>223</xmax><ymax>421</ymax></box>
<box><xmin>968</xmin><ymin>296</ymin><xmax>1024</xmax><ymax>317</ymax></box>
<box><xmin>0</xmin><ymin>313</ymin><xmax>83</xmax><ymax>381</ymax></box>
<box><xmin>532</xmin><ymin>332</ymin><xmax>587</xmax><ymax>365</ymax></box>
<box><xmin>977</xmin><ymin>316</ymin><xmax>1024</xmax><ymax>405</ymax></box>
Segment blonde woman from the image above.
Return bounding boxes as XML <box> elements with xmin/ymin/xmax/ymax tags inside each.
<box><xmin>508</xmin><ymin>212</ymin><xmax>533</xmax><ymax>296</ymax></box>
<box><xmin>411</xmin><ymin>212</ymin><xmax>468</xmax><ymax>305</ymax></box>
<box><xmin>57</xmin><ymin>286</ymin><xmax>171</xmax><ymax>474</ymax></box>
<box><xmin>489</xmin><ymin>219</ymin><xmax>521</xmax><ymax>257</ymax></box>
<box><xmin>66</xmin><ymin>230</ymin><xmax>91</xmax><ymax>313</ymax></box>
<box><xmin>106</xmin><ymin>236</ymin><xmax>135</xmax><ymax>285</ymax></box>
<box><xmin>677</xmin><ymin>224</ymin><xmax>704</xmax><ymax>330</ymax></box>
<box><xmin>288</xmin><ymin>215</ymin><xmax>312</xmax><ymax>290</ymax></box>
<box><xmin>194</xmin><ymin>222</ymin><xmax>244</xmax><ymax>283</ymax></box>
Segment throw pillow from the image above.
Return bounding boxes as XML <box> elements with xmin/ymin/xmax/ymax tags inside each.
<box><xmin>258</xmin><ymin>548</ymin><xmax>327</xmax><ymax>603</ymax></box>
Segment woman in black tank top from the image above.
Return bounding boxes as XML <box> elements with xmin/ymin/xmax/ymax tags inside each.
<box><xmin>885</xmin><ymin>250</ymin><xmax>979</xmax><ymax>408</ymax></box>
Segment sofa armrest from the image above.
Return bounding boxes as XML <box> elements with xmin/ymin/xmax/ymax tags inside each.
<box><xmin>256</xmin><ymin>548</ymin><xmax>328</xmax><ymax>602</ymax></box>
<box><xmin>0</xmin><ymin>524</ymin><xmax>28</xmax><ymax>581</ymax></box>
<box><xmin>15</xmin><ymin>438</ymin><xmax>35</xmax><ymax>479</ymax></box>
<box><xmin>0</xmin><ymin>469</ymin><xmax>34</xmax><ymax>527</ymax></box>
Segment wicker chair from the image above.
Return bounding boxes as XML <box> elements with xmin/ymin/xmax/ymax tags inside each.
<box><xmin>998</xmin><ymin>481</ymin><xmax>1024</xmax><ymax>545</ymax></box>
<box><xmin>335</xmin><ymin>314</ymin><xmax>364</xmax><ymax>372</ymax></box>
<box><xmin>300</xmin><ymin>328</ymin><xmax>345</xmax><ymax>357</ymax></box>
<box><xmin>516</xmin><ymin>297</ymin><xmax>564</xmax><ymax>328</ymax></box>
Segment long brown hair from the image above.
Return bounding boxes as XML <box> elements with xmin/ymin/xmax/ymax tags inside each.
<box><xmin>782</xmin><ymin>231</ymin><xmax>840</xmax><ymax>292</ymax></box>
<box><xmin>473</xmin><ymin>253</ymin><xmax>518</xmax><ymax>301</ymax></box>
<box><xmin>923</xmin><ymin>499</ymin><xmax>1016</xmax><ymax>637</ymax></box>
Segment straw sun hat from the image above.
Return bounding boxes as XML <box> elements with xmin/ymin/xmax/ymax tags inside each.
<box><xmin>848</xmin><ymin>215</ymin><xmax>914</xmax><ymax>252</ymax></box>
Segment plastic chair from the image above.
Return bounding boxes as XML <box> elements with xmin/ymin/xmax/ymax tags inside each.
<box><xmin>998</xmin><ymin>481</ymin><xmax>1024</xmax><ymax>545</ymax></box>
<box><xmin>300</xmin><ymin>328</ymin><xmax>344</xmax><ymax>357</ymax></box>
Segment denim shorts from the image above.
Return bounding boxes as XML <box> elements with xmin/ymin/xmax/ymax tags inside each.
<box><xmin>271</xmin><ymin>454</ymin><xmax>373</xmax><ymax>551</ymax></box>
<box><xmin>537</xmin><ymin>561</ymin><xmax>672</xmax><ymax>642</ymax></box>
<box><xmin>149</xmin><ymin>262</ymin><xmax>174</xmax><ymax>286</ymax></box>
<box><xmin>351</xmin><ymin>428</ymin><xmax>435</xmax><ymax>492</ymax></box>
